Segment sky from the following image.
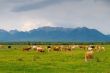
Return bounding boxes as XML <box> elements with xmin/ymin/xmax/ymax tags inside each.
<box><xmin>0</xmin><ymin>0</ymin><xmax>110</xmax><ymax>34</ymax></box>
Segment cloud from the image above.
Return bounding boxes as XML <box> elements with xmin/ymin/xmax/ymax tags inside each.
<box><xmin>19</xmin><ymin>20</ymin><xmax>54</xmax><ymax>31</ymax></box>
<box><xmin>12</xmin><ymin>0</ymin><xmax>82</xmax><ymax>12</ymax></box>
<box><xmin>0</xmin><ymin>24</ymin><xmax>18</xmax><ymax>31</ymax></box>
<box><xmin>20</xmin><ymin>21</ymin><xmax>38</xmax><ymax>31</ymax></box>
<box><xmin>0</xmin><ymin>0</ymin><xmax>36</xmax><ymax>3</ymax></box>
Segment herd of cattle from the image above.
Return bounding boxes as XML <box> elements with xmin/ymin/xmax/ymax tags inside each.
<box><xmin>23</xmin><ymin>45</ymin><xmax>105</xmax><ymax>52</ymax></box>
<box><xmin>0</xmin><ymin>44</ymin><xmax>105</xmax><ymax>62</ymax></box>
<box><xmin>22</xmin><ymin>45</ymin><xmax>105</xmax><ymax>62</ymax></box>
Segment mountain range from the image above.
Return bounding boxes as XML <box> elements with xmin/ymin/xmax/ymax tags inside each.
<box><xmin>0</xmin><ymin>26</ymin><xmax>110</xmax><ymax>42</ymax></box>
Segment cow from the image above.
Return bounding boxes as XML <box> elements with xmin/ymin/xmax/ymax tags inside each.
<box><xmin>89</xmin><ymin>45</ymin><xmax>105</xmax><ymax>52</ymax></box>
<box><xmin>0</xmin><ymin>45</ymin><xmax>3</xmax><ymax>48</ymax></box>
<box><xmin>70</xmin><ymin>45</ymin><xmax>79</xmax><ymax>50</ymax></box>
<box><xmin>62</xmin><ymin>45</ymin><xmax>72</xmax><ymax>51</ymax></box>
<box><xmin>31</xmin><ymin>45</ymin><xmax>37</xmax><ymax>50</ymax></box>
<box><xmin>79</xmin><ymin>45</ymin><xmax>88</xmax><ymax>50</ymax></box>
<box><xmin>23</xmin><ymin>47</ymin><xmax>31</xmax><ymax>51</ymax></box>
<box><xmin>47</xmin><ymin>45</ymin><xmax>52</xmax><ymax>52</ymax></box>
<box><xmin>101</xmin><ymin>46</ymin><xmax>105</xmax><ymax>51</ymax></box>
<box><xmin>95</xmin><ymin>45</ymin><xmax>105</xmax><ymax>52</ymax></box>
<box><xmin>53</xmin><ymin>46</ymin><xmax>62</xmax><ymax>51</ymax></box>
<box><xmin>85</xmin><ymin>46</ymin><xmax>94</xmax><ymax>62</ymax></box>
<box><xmin>8</xmin><ymin>45</ymin><xmax>11</xmax><ymax>48</ymax></box>
<box><xmin>36</xmin><ymin>46</ymin><xmax>45</xmax><ymax>52</ymax></box>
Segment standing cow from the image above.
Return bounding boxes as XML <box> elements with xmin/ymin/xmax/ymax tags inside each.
<box><xmin>0</xmin><ymin>45</ymin><xmax>3</xmax><ymax>48</ymax></box>
<box><xmin>23</xmin><ymin>47</ymin><xmax>31</xmax><ymax>51</ymax></box>
<box><xmin>53</xmin><ymin>46</ymin><xmax>62</xmax><ymax>51</ymax></box>
<box><xmin>31</xmin><ymin>45</ymin><xmax>37</xmax><ymax>50</ymax></box>
<box><xmin>47</xmin><ymin>45</ymin><xmax>52</xmax><ymax>52</ymax></box>
<box><xmin>35</xmin><ymin>46</ymin><xmax>45</xmax><ymax>52</ymax></box>
<box><xmin>85</xmin><ymin>46</ymin><xmax>94</xmax><ymax>62</ymax></box>
<box><xmin>79</xmin><ymin>45</ymin><xmax>88</xmax><ymax>50</ymax></box>
<box><xmin>95</xmin><ymin>45</ymin><xmax>105</xmax><ymax>52</ymax></box>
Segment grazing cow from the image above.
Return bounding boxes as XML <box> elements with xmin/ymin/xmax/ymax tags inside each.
<box><xmin>95</xmin><ymin>45</ymin><xmax>105</xmax><ymax>52</ymax></box>
<box><xmin>89</xmin><ymin>45</ymin><xmax>105</xmax><ymax>52</ymax></box>
<box><xmin>53</xmin><ymin>46</ymin><xmax>62</xmax><ymax>51</ymax></box>
<box><xmin>47</xmin><ymin>46</ymin><xmax>51</xmax><ymax>52</ymax></box>
<box><xmin>62</xmin><ymin>45</ymin><xmax>72</xmax><ymax>51</ymax></box>
<box><xmin>79</xmin><ymin>45</ymin><xmax>88</xmax><ymax>50</ymax></box>
<box><xmin>90</xmin><ymin>45</ymin><xmax>95</xmax><ymax>49</ymax></box>
<box><xmin>0</xmin><ymin>45</ymin><xmax>3</xmax><ymax>48</ymax></box>
<box><xmin>101</xmin><ymin>46</ymin><xmax>105</xmax><ymax>51</ymax></box>
<box><xmin>70</xmin><ymin>45</ymin><xmax>79</xmax><ymax>50</ymax></box>
<box><xmin>23</xmin><ymin>47</ymin><xmax>31</xmax><ymax>51</ymax></box>
<box><xmin>8</xmin><ymin>46</ymin><xmax>11</xmax><ymax>48</ymax></box>
<box><xmin>36</xmin><ymin>46</ymin><xmax>45</xmax><ymax>52</ymax></box>
<box><xmin>85</xmin><ymin>46</ymin><xmax>94</xmax><ymax>62</ymax></box>
<box><xmin>31</xmin><ymin>45</ymin><xmax>37</xmax><ymax>50</ymax></box>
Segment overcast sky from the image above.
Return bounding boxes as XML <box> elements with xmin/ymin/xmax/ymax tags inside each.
<box><xmin>0</xmin><ymin>0</ymin><xmax>110</xmax><ymax>34</ymax></box>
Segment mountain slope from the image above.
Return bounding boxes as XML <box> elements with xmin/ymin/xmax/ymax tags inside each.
<box><xmin>0</xmin><ymin>27</ymin><xmax>110</xmax><ymax>42</ymax></box>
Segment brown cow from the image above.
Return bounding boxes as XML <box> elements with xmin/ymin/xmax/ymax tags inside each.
<box><xmin>53</xmin><ymin>46</ymin><xmax>62</xmax><ymax>51</ymax></box>
<box><xmin>23</xmin><ymin>47</ymin><xmax>31</xmax><ymax>51</ymax></box>
<box><xmin>62</xmin><ymin>45</ymin><xmax>72</xmax><ymax>51</ymax></box>
<box><xmin>79</xmin><ymin>45</ymin><xmax>88</xmax><ymax>50</ymax></box>
<box><xmin>0</xmin><ymin>45</ymin><xmax>3</xmax><ymax>48</ymax></box>
<box><xmin>85</xmin><ymin>50</ymin><xmax>94</xmax><ymax>62</ymax></box>
<box><xmin>85</xmin><ymin>46</ymin><xmax>94</xmax><ymax>62</ymax></box>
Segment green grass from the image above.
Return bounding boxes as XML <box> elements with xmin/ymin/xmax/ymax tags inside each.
<box><xmin>0</xmin><ymin>45</ymin><xmax>110</xmax><ymax>73</ymax></box>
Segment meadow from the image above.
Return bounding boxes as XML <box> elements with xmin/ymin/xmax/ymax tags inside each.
<box><xmin>0</xmin><ymin>45</ymin><xmax>110</xmax><ymax>73</ymax></box>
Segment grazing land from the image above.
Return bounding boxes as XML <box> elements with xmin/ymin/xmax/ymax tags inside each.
<box><xmin>0</xmin><ymin>45</ymin><xmax>110</xmax><ymax>73</ymax></box>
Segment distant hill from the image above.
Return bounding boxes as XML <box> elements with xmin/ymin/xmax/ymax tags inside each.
<box><xmin>0</xmin><ymin>26</ymin><xmax>110</xmax><ymax>42</ymax></box>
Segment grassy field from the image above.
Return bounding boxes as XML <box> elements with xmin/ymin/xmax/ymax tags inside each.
<box><xmin>0</xmin><ymin>45</ymin><xmax>110</xmax><ymax>73</ymax></box>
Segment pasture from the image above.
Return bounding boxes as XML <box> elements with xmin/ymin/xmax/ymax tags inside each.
<box><xmin>0</xmin><ymin>45</ymin><xmax>110</xmax><ymax>73</ymax></box>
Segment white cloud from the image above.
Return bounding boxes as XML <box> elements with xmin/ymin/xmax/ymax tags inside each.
<box><xmin>0</xmin><ymin>24</ymin><xmax>18</xmax><ymax>31</ymax></box>
<box><xmin>19</xmin><ymin>20</ymin><xmax>54</xmax><ymax>31</ymax></box>
<box><xmin>20</xmin><ymin>21</ymin><xmax>38</xmax><ymax>31</ymax></box>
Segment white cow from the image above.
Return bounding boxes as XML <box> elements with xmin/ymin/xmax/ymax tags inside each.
<box><xmin>31</xmin><ymin>45</ymin><xmax>37</xmax><ymax>50</ymax></box>
<box><xmin>36</xmin><ymin>46</ymin><xmax>44</xmax><ymax>52</ymax></box>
